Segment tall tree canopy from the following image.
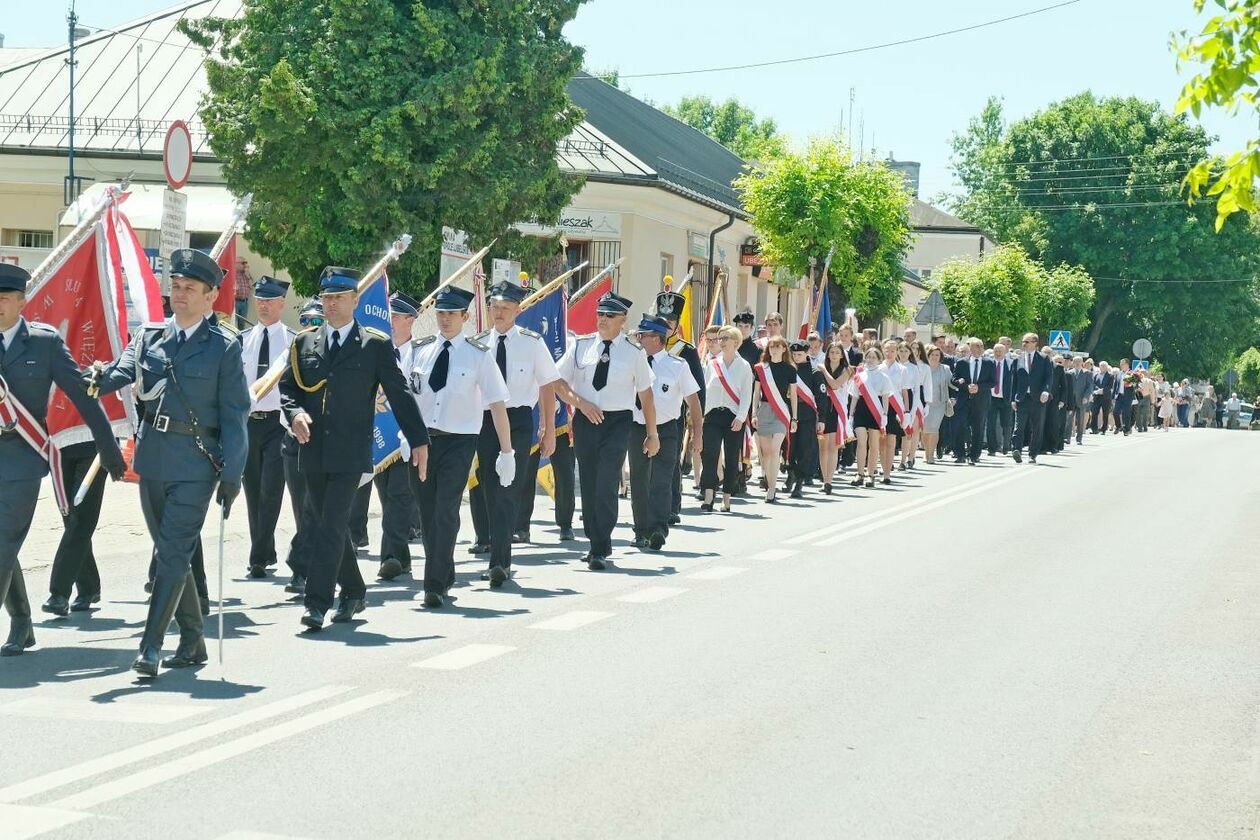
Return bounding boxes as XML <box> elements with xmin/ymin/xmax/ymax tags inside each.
<box><xmin>184</xmin><ymin>0</ymin><xmax>588</xmax><ymax>296</ymax></box>
<box><xmin>949</xmin><ymin>93</ymin><xmax>1260</xmax><ymax>378</ymax></box>
<box><xmin>662</xmin><ymin>95</ymin><xmax>786</xmax><ymax>160</ymax></box>
<box><xmin>736</xmin><ymin>139</ymin><xmax>910</xmax><ymax>322</ymax></box>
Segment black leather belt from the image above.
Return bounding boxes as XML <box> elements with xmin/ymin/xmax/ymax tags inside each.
<box><xmin>142</xmin><ymin>408</ymin><xmax>219</xmax><ymax>438</ymax></box>
<box><xmin>249</xmin><ymin>410</ymin><xmax>281</xmax><ymax>421</ymax></box>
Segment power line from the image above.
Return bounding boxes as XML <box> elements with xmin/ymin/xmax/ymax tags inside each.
<box><xmin>1094</xmin><ymin>276</ymin><xmax>1258</xmax><ymax>284</ymax></box>
<box><xmin>977</xmin><ymin>199</ymin><xmax>1210</xmax><ymax>210</ymax></box>
<box><xmin>984</xmin><ymin>148</ymin><xmax>1203</xmax><ymax>171</ymax></box>
<box><xmin>619</xmin><ymin>0</ymin><xmax>1082</xmax><ymax>79</ymax></box>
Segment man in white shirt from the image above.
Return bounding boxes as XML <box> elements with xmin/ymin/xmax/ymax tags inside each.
<box><xmin>628</xmin><ymin>316</ymin><xmax>702</xmax><ymax>552</ymax></box>
<box><xmin>407</xmin><ymin>286</ymin><xmax>515</xmax><ymax>607</ymax></box>
<box><xmin>240</xmin><ymin>276</ymin><xmax>295</xmax><ymax>579</ymax></box>
<box><xmin>555</xmin><ymin>291</ymin><xmax>658</xmax><ymax>570</ymax></box>
<box><xmin>468</xmin><ymin>280</ymin><xmax>561</xmax><ymax>586</ymax></box>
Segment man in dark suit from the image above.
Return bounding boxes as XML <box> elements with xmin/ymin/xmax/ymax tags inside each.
<box><xmin>951</xmin><ymin>337</ymin><xmax>995</xmax><ymax>464</ymax></box>
<box><xmin>279</xmin><ymin>267</ymin><xmax>430</xmax><ymax>632</ymax></box>
<box><xmin>1091</xmin><ymin>361</ymin><xmax>1116</xmax><ymax>434</ymax></box>
<box><xmin>1113</xmin><ymin>358</ymin><xmax>1135</xmax><ymax>435</ymax></box>
<box><xmin>986</xmin><ymin>341</ymin><xmax>1015</xmax><ymax>456</ymax></box>
<box><xmin>1043</xmin><ymin>353</ymin><xmax>1070</xmax><ymax>454</ymax></box>
<box><xmin>1011</xmin><ymin>333</ymin><xmax>1054</xmax><ymax>463</ymax></box>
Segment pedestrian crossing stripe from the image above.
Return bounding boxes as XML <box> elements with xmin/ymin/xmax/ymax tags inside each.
<box><xmin>1048</xmin><ymin>329</ymin><xmax>1071</xmax><ymax>351</ymax></box>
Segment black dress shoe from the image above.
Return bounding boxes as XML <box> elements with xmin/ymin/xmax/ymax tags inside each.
<box><xmin>512</xmin><ymin>530</ymin><xmax>530</xmax><ymax>544</ymax></box>
<box><xmin>790</xmin><ymin>487</ymin><xmax>804</xmax><ymax>499</ymax></box>
<box><xmin>378</xmin><ymin>557</ymin><xmax>404</xmax><ymax>581</ymax></box>
<box><xmin>953</xmin><ymin>458</ymin><xmax>966</xmax><ymax>464</ymax></box>
<box><xmin>1029</xmin><ymin>456</ymin><xmax>1037</xmax><ymax>463</ymax></box>
<box><xmin>467</xmin><ymin>543</ymin><xmax>491</xmax><ymax>555</ymax></box>
<box><xmin>488</xmin><ymin>566</ymin><xmax>508</xmax><ymax>588</ymax></box>
<box><xmin>70</xmin><ymin>591</ymin><xmax>100</xmax><ymax>612</ymax></box>
<box><xmin>42</xmin><ymin>595</ymin><xmax>70</xmax><ymax>617</ymax></box>
<box><xmin>131</xmin><ymin>647</ymin><xmax>160</xmax><ymax>676</ymax></box>
<box><xmin>300</xmin><ymin>609</ymin><xmax>325</xmax><ymax>631</ymax></box>
<box><xmin>248</xmin><ymin>564</ymin><xmax>267</xmax><ymax>579</ymax></box>
<box><xmin>587</xmin><ymin>555</ymin><xmax>607</xmax><ymax>571</ymax></box>
<box><xmin>331</xmin><ymin>597</ymin><xmax>366</xmax><ymax>623</ymax></box>
<box><xmin>631</xmin><ymin>536</ymin><xmax>648</xmax><ymax>549</ymax></box>
<box><xmin>1012</xmin><ymin>451</ymin><xmax>1022</xmax><ymax>463</ymax></box>
<box><xmin>285</xmin><ymin>574</ymin><xmax>306</xmax><ymax>594</ymax></box>
<box><xmin>423</xmin><ymin>591</ymin><xmax>445</xmax><ymax>608</ymax></box>
<box><xmin>668</xmin><ymin>514</ymin><xmax>681</xmax><ymax>526</ymax></box>
<box><xmin>143</xmin><ymin>580</ymin><xmax>154</xmax><ymax>594</ymax></box>
<box><xmin>161</xmin><ymin>638</ymin><xmax>207</xmax><ymax>669</ymax></box>
<box><xmin>647</xmin><ymin>531</ymin><xmax>665</xmax><ymax>551</ymax></box>
<box><xmin>353</xmin><ymin>535</ymin><xmax>369</xmax><ymax>549</ymax></box>
<box><xmin>700</xmin><ymin>502</ymin><xmax>715</xmax><ymax>512</ymax></box>
<box><xmin>558</xmin><ymin>528</ymin><xmax>576</xmax><ymax>541</ymax></box>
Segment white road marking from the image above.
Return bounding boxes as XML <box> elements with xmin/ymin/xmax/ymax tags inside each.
<box><xmin>0</xmin><ymin>698</ymin><xmax>211</xmax><ymax>726</ymax></box>
<box><xmin>411</xmin><ymin>644</ymin><xmax>515</xmax><ymax>670</ymax></box>
<box><xmin>617</xmin><ymin>587</ymin><xmax>688</xmax><ymax>603</ymax></box>
<box><xmin>687</xmin><ymin>566</ymin><xmax>748</xmax><ymax>581</ymax></box>
<box><xmin>214</xmin><ymin>832</ymin><xmax>319</xmax><ymax>840</ymax></box>
<box><xmin>814</xmin><ymin>468</ymin><xmax>1033</xmax><ymax>547</ymax></box>
<box><xmin>0</xmin><ymin>804</ymin><xmax>88</xmax><ymax>840</ymax></box>
<box><xmin>51</xmin><ymin>690</ymin><xmax>405</xmax><ymax>811</ymax></box>
<box><xmin>747</xmin><ymin>548</ymin><xmax>796</xmax><ymax>562</ymax></box>
<box><xmin>0</xmin><ymin>685</ymin><xmax>352</xmax><ymax>804</ymax></box>
<box><xmin>528</xmin><ymin>611</ymin><xmax>614</xmax><ymax>631</ymax></box>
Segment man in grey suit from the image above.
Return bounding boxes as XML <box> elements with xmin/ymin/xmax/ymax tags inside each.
<box><xmin>91</xmin><ymin>249</ymin><xmax>250</xmax><ymax>677</ymax></box>
<box><xmin>0</xmin><ymin>264</ymin><xmax>126</xmax><ymax>656</ymax></box>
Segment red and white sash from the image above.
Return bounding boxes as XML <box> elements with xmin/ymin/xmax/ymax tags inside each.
<box><xmin>755</xmin><ymin>363</ymin><xmax>791</xmax><ymax>428</ymax></box>
<box><xmin>0</xmin><ymin>374</ymin><xmax>68</xmax><ymax>513</ymax></box>
<box><xmin>853</xmin><ymin>369</ymin><xmax>886</xmax><ymax>431</ymax></box>
<box><xmin>886</xmin><ymin>375</ymin><xmax>908</xmax><ymax>428</ymax></box>
<box><xmin>795</xmin><ymin>375</ymin><xmax>818</xmax><ymax>412</ymax></box>
<box><xmin>712</xmin><ymin>357</ymin><xmax>741</xmax><ymax>406</ymax></box>
<box><xmin>827</xmin><ymin>383</ymin><xmax>854</xmax><ymax>443</ymax></box>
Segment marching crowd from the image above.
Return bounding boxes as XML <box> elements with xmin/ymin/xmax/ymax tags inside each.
<box><xmin>0</xmin><ymin>255</ymin><xmax>1196</xmax><ymax>678</ymax></box>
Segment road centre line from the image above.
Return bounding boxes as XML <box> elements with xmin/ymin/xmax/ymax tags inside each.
<box><xmin>412</xmin><ymin>644</ymin><xmax>516</xmax><ymax>670</ymax></box>
<box><xmin>0</xmin><ymin>685</ymin><xmax>353</xmax><ymax>805</ymax></box>
<box><xmin>51</xmin><ymin>690</ymin><xmax>406</xmax><ymax>811</ymax></box>
<box><xmin>528</xmin><ymin>611</ymin><xmax>615</xmax><ymax>631</ymax></box>
<box><xmin>814</xmin><ymin>467</ymin><xmax>1033</xmax><ymax>547</ymax></box>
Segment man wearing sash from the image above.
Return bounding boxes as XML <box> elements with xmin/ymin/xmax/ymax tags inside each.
<box><xmin>628</xmin><ymin>316</ymin><xmax>701</xmax><ymax>551</ymax></box>
<box><xmin>700</xmin><ymin>325</ymin><xmax>753</xmax><ymax>511</ymax></box>
<box><xmin>0</xmin><ymin>265</ymin><xmax>125</xmax><ymax>655</ymax></box>
<box><xmin>89</xmin><ymin>250</ymin><xmax>248</xmax><ymax>675</ymax></box>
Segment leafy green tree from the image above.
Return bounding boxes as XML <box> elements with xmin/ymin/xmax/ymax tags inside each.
<box><xmin>663</xmin><ymin>95</ymin><xmax>786</xmax><ymax>160</ymax></box>
<box><xmin>949</xmin><ymin>92</ymin><xmax>1260</xmax><ymax>377</ymax></box>
<box><xmin>1032</xmin><ymin>262</ymin><xmax>1095</xmax><ymax>337</ymax></box>
<box><xmin>183</xmin><ymin>0</ymin><xmax>588</xmax><ymax>296</ymax></box>
<box><xmin>1173</xmin><ymin>0</ymin><xmax>1260</xmax><ymax>229</ymax></box>
<box><xmin>1235</xmin><ymin>345</ymin><xmax>1260</xmax><ymax>398</ymax></box>
<box><xmin>736</xmin><ymin>139</ymin><xmax>911</xmax><ymax>323</ymax></box>
<box><xmin>935</xmin><ymin>245</ymin><xmax>1040</xmax><ymax>344</ymax></box>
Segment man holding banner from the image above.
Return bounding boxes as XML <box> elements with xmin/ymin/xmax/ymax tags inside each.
<box><xmin>0</xmin><ymin>265</ymin><xmax>126</xmax><ymax>656</ymax></box>
<box><xmin>469</xmin><ymin>280</ymin><xmax>560</xmax><ymax>586</ymax></box>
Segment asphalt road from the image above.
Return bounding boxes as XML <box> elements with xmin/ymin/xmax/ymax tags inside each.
<box><xmin>1</xmin><ymin>428</ymin><xmax>1258</xmax><ymax>840</ymax></box>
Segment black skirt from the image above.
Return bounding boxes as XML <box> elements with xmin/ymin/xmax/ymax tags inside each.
<box><xmin>853</xmin><ymin>397</ymin><xmax>882</xmax><ymax>431</ymax></box>
<box><xmin>885</xmin><ymin>403</ymin><xmax>904</xmax><ymax>438</ymax></box>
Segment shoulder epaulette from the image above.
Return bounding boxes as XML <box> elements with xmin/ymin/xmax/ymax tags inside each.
<box><xmin>467</xmin><ymin>337</ymin><xmax>489</xmax><ymax>352</ymax></box>
<box><xmin>284</xmin><ymin>326</ymin><xmax>297</xmax><ymax>337</ymax></box>
<box><xmin>519</xmin><ymin>327</ymin><xmax>542</xmax><ymax>339</ymax></box>
<box><xmin>413</xmin><ymin>335</ymin><xmax>437</xmax><ymax>347</ymax></box>
<box><xmin>473</xmin><ymin>329</ymin><xmax>491</xmax><ymax>342</ymax></box>
<box><xmin>140</xmin><ymin>321</ymin><xmax>167</xmax><ymax>331</ymax></box>
<box><xmin>363</xmin><ymin>326</ymin><xmax>389</xmax><ymax>341</ymax></box>
<box><xmin>26</xmin><ymin>321</ymin><xmax>57</xmax><ymax>333</ymax></box>
<box><xmin>669</xmin><ymin>342</ymin><xmax>687</xmax><ymax>357</ymax></box>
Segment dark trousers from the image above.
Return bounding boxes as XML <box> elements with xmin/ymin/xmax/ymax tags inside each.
<box><xmin>0</xmin><ymin>478</ymin><xmax>41</xmax><ymax>633</ymax></box>
<box><xmin>373</xmin><ymin>459</ymin><xmax>416</xmax><ymax>568</ymax></box>
<box><xmin>629</xmin><ymin>418</ymin><xmax>681</xmax><ymax>540</ymax></box>
<box><xmin>1115</xmin><ymin>397</ymin><xmax>1134</xmax><ymax>433</ymax></box>
<box><xmin>986</xmin><ymin>397</ymin><xmax>1013</xmax><ymax>454</ymax></box>
<box><xmin>573</xmin><ymin>410</ymin><xmax>632</xmax><ymax>557</ymax></box>
<box><xmin>48</xmin><ymin>441</ymin><xmax>105</xmax><ymax>599</ymax></box>
<box><xmin>243</xmin><ymin>413</ymin><xmax>286</xmax><ymax>568</ymax></box>
<box><xmin>1013</xmin><ymin>399</ymin><xmax>1047</xmax><ymax>458</ymax></box>
<box><xmin>417</xmin><ymin>434</ymin><xmax>478</xmax><ymax>595</ymax></box>
<box><xmin>282</xmin><ymin>438</ymin><xmax>310</xmax><ymax>576</ymax></box>
<box><xmin>954</xmin><ymin>395</ymin><xmax>989</xmax><ymax>461</ymax></box>
<box><xmin>348</xmin><ymin>483</ymin><xmax>371</xmax><ymax>546</ymax></box>
<box><xmin>517</xmin><ymin>432</ymin><xmax>576</xmax><ymax>532</ymax></box>
<box><xmin>670</xmin><ymin>417</ymin><xmax>689</xmax><ymax>515</ymax></box>
<box><xmin>700</xmin><ymin>408</ymin><xmax>743</xmax><ymax>493</ymax></box>
<box><xmin>1043</xmin><ymin>402</ymin><xmax>1062</xmax><ymax>453</ymax></box>
<box><xmin>301</xmin><ymin>472</ymin><xmax>366</xmax><ymax>613</ymax></box>
<box><xmin>138</xmin><ymin>478</ymin><xmax>215</xmax><ymax>634</ymax></box>
<box><xmin>788</xmin><ymin>409</ymin><xmax>819</xmax><ymax>480</ymax></box>
<box><xmin>470</xmin><ymin>407</ymin><xmax>534</xmax><ymax>570</ymax></box>
<box><xmin>1091</xmin><ymin>398</ymin><xmax>1113</xmax><ymax>433</ymax></box>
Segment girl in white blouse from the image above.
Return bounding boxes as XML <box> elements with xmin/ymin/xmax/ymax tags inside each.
<box><xmin>700</xmin><ymin>326</ymin><xmax>754</xmax><ymax>512</ymax></box>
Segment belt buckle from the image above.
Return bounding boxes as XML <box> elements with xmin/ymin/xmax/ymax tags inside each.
<box><xmin>153</xmin><ymin>414</ymin><xmax>170</xmax><ymax>433</ymax></box>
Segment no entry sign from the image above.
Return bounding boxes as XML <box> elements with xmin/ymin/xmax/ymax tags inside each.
<box><xmin>163</xmin><ymin>120</ymin><xmax>193</xmax><ymax>191</ymax></box>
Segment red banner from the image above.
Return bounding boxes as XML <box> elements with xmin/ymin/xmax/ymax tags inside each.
<box><xmin>567</xmin><ymin>275</ymin><xmax>611</xmax><ymax>335</ymax></box>
<box><xmin>213</xmin><ymin>235</ymin><xmax>238</xmax><ymax>316</ymax></box>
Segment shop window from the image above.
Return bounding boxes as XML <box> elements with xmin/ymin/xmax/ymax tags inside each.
<box><xmin>5</xmin><ymin>229</ymin><xmax>54</xmax><ymax>249</ymax></box>
<box><xmin>660</xmin><ymin>253</ymin><xmax>673</xmax><ymax>282</ymax></box>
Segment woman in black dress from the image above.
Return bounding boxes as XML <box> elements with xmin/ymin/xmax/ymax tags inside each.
<box><xmin>786</xmin><ymin>341</ymin><xmax>821</xmax><ymax>499</ymax></box>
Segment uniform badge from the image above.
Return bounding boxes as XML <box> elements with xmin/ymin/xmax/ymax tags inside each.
<box><xmin>600</xmin><ymin>352</ymin><xmax>610</xmax><ymax>363</ymax></box>
<box><xmin>662</xmin><ymin>383</ymin><xmax>670</xmax><ymax>392</ymax></box>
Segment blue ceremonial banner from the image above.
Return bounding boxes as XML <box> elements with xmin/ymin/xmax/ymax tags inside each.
<box><xmin>815</xmin><ymin>282</ymin><xmax>832</xmax><ymax>338</ymax></box>
<box><xmin>356</xmin><ymin>275</ymin><xmax>403</xmax><ymax>476</ymax></box>
<box><xmin>517</xmin><ymin>285</ymin><xmax>568</xmax><ymax>494</ymax></box>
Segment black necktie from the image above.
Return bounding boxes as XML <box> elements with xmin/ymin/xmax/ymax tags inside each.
<box><xmin>636</xmin><ymin>354</ymin><xmax>655</xmax><ymax>409</ymax></box>
<box><xmin>327</xmin><ymin>329</ymin><xmax>341</xmax><ymax>362</ymax></box>
<box><xmin>496</xmin><ymin>334</ymin><xmax>507</xmax><ymax>380</ymax></box>
<box><xmin>429</xmin><ymin>340</ymin><xmax>452</xmax><ymax>392</ymax></box>
<box><xmin>0</xmin><ymin>331</ymin><xmax>6</xmax><ymax>357</ymax></box>
<box><xmin>176</xmin><ymin>331</ymin><xmax>186</xmax><ymax>352</ymax></box>
<box><xmin>394</xmin><ymin>346</ymin><xmax>401</xmax><ymax>362</ymax></box>
<box><xmin>257</xmin><ymin>328</ymin><xmax>270</xmax><ymax>381</ymax></box>
<box><xmin>592</xmin><ymin>340</ymin><xmax>612</xmax><ymax>391</ymax></box>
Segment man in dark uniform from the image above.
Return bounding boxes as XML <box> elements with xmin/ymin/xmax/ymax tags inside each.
<box><xmin>0</xmin><ymin>264</ymin><xmax>125</xmax><ymax>653</ymax></box>
<box><xmin>240</xmin><ymin>276</ymin><xmax>294</xmax><ymax>579</ymax></box>
<box><xmin>279</xmin><ymin>267</ymin><xmax>429</xmax><ymax>631</ymax></box>
<box><xmin>404</xmin><ymin>286</ymin><xmax>514</xmax><ymax>605</ymax></box>
<box><xmin>468</xmin><ymin>280</ymin><xmax>560</xmax><ymax>583</ymax></box>
<box><xmin>555</xmin><ymin>292</ymin><xmax>657</xmax><ymax>570</ymax></box>
<box><xmin>42</xmin><ymin>438</ymin><xmax>112</xmax><ymax>616</ymax></box>
<box><xmin>90</xmin><ymin>249</ymin><xmax>248</xmax><ymax>675</ymax></box>
<box><xmin>654</xmin><ymin>287</ymin><xmax>705</xmax><ymax>521</ymax></box>
<box><xmin>281</xmin><ymin>299</ymin><xmax>324</xmax><ymax>595</ymax></box>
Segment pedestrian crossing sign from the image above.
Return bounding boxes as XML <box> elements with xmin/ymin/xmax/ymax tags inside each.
<box><xmin>1133</xmin><ymin>359</ymin><xmax>1150</xmax><ymax>371</ymax></box>
<box><xmin>1048</xmin><ymin>330</ymin><xmax>1071</xmax><ymax>351</ymax></box>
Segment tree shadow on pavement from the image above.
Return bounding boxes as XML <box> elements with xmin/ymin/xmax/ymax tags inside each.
<box><xmin>90</xmin><ymin>673</ymin><xmax>265</xmax><ymax>703</ymax></box>
<box><xmin>597</xmin><ymin>564</ymin><xmax>679</xmax><ymax>577</ymax></box>
<box><xmin>37</xmin><ymin>616</ymin><xmax>144</xmax><ymax>634</ymax></box>
<box><xmin>427</xmin><ymin>602</ymin><xmax>530</xmax><ymax>620</ymax></box>
<box><xmin>299</xmin><ymin>630</ymin><xmax>442</xmax><ymax>648</ymax></box>
<box><xmin>499</xmin><ymin>584</ymin><xmax>580</xmax><ymax>599</ymax></box>
<box><xmin>0</xmin><ymin>647</ymin><xmax>134</xmax><ymax>690</ymax></box>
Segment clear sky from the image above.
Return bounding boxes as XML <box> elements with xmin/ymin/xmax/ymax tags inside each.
<box><xmin>2</xmin><ymin>0</ymin><xmax>1247</xmax><ymax>201</ymax></box>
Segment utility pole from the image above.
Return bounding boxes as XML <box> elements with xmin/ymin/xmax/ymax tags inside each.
<box><xmin>64</xmin><ymin>0</ymin><xmax>83</xmax><ymax>207</ymax></box>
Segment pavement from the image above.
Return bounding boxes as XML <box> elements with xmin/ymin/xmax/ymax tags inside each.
<box><xmin>1</xmin><ymin>428</ymin><xmax>1258</xmax><ymax>839</ymax></box>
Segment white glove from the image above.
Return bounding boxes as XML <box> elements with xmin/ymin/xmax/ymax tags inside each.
<box><xmin>495</xmin><ymin>450</ymin><xmax>516</xmax><ymax>487</ymax></box>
